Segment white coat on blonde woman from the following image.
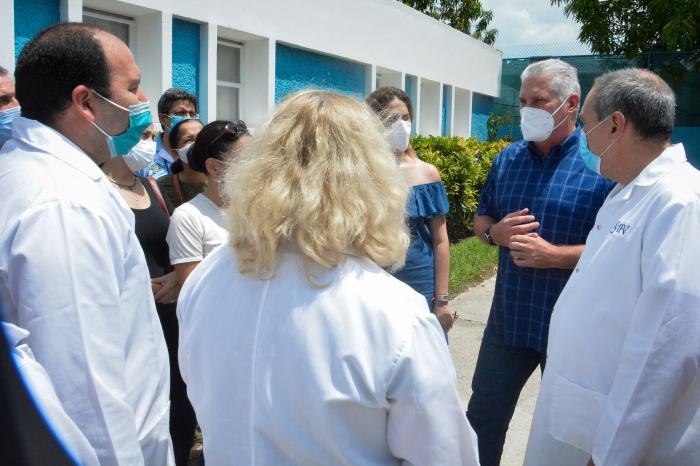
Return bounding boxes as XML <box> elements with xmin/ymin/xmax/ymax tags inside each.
<box><xmin>177</xmin><ymin>90</ymin><xmax>480</xmax><ymax>466</ymax></box>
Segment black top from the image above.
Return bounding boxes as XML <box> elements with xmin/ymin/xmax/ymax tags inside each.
<box><xmin>133</xmin><ymin>178</ymin><xmax>173</xmax><ymax>278</ymax></box>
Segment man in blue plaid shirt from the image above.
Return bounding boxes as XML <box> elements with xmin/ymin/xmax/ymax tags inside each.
<box><xmin>466</xmin><ymin>59</ymin><xmax>614</xmax><ymax>466</ymax></box>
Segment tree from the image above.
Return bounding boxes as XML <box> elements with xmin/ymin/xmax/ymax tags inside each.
<box><xmin>402</xmin><ymin>0</ymin><xmax>498</xmax><ymax>45</ymax></box>
<box><xmin>552</xmin><ymin>0</ymin><xmax>699</xmax><ymax>58</ymax></box>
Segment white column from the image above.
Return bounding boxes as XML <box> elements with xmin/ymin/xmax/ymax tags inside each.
<box><xmin>447</xmin><ymin>84</ymin><xmax>455</xmax><ymax>136</ymax></box>
<box><xmin>199</xmin><ymin>22</ymin><xmax>217</xmax><ymax>123</ymax></box>
<box><xmin>0</xmin><ymin>0</ymin><xmax>14</xmax><ymax>72</ymax></box>
<box><xmin>242</xmin><ymin>37</ymin><xmax>275</xmax><ymax>130</ymax></box>
<box><xmin>453</xmin><ymin>87</ymin><xmax>470</xmax><ymax>138</ymax></box>
<box><xmin>414</xmin><ymin>76</ymin><xmax>421</xmax><ymax>135</ymax></box>
<box><xmin>365</xmin><ymin>63</ymin><xmax>377</xmax><ymax>94</ymax></box>
<box><xmin>465</xmin><ymin>90</ymin><xmax>473</xmax><ymax>138</ymax></box>
<box><xmin>60</xmin><ymin>0</ymin><xmax>82</xmax><ymax>22</ymax></box>
<box><xmin>399</xmin><ymin>72</ymin><xmax>406</xmax><ymax>91</ymax></box>
<box><xmin>135</xmin><ymin>11</ymin><xmax>171</xmax><ymax>126</ymax></box>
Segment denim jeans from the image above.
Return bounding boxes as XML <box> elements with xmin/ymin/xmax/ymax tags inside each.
<box><xmin>466</xmin><ymin>323</ymin><xmax>546</xmax><ymax>466</ymax></box>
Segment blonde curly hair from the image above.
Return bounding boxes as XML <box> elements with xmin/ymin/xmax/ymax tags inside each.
<box><xmin>224</xmin><ymin>89</ymin><xmax>410</xmax><ymax>281</ymax></box>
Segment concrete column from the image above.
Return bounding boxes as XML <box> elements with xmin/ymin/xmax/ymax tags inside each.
<box><xmin>135</xmin><ymin>11</ymin><xmax>171</xmax><ymax>126</ymax></box>
<box><xmin>199</xmin><ymin>21</ymin><xmax>217</xmax><ymax>123</ymax></box>
<box><xmin>242</xmin><ymin>37</ymin><xmax>275</xmax><ymax>129</ymax></box>
<box><xmin>365</xmin><ymin>63</ymin><xmax>376</xmax><ymax>94</ymax></box>
<box><xmin>453</xmin><ymin>87</ymin><xmax>471</xmax><ymax>138</ymax></box>
<box><xmin>414</xmin><ymin>76</ymin><xmax>421</xmax><ymax>135</ymax></box>
<box><xmin>60</xmin><ymin>0</ymin><xmax>82</xmax><ymax>22</ymax></box>
<box><xmin>0</xmin><ymin>0</ymin><xmax>14</xmax><ymax>72</ymax></box>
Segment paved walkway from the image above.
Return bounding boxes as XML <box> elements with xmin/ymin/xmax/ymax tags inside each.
<box><xmin>448</xmin><ymin>275</ymin><xmax>540</xmax><ymax>466</ymax></box>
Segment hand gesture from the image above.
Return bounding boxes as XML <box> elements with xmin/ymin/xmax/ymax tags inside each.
<box><xmin>490</xmin><ymin>208</ymin><xmax>539</xmax><ymax>247</ymax></box>
<box><xmin>151</xmin><ymin>271</ymin><xmax>180</xmax><ymax>304</ymax></box>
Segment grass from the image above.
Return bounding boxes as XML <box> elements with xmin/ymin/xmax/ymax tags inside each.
<box><xmin>448</xmin><ymin>236</ymin><xmax>499</xmax><ymax>296</ymax></box>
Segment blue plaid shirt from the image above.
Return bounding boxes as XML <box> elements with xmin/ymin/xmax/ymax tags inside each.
<box><xmin>477</xmin><ymin>128</ymin><xmax>614</xmax><ymax>352</ymax></box>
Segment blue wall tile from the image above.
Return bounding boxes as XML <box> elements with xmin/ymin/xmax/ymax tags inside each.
<box><xmin>471</xmin><ymin>92</ymin><xmax>492</xmax><ymax>141</ymax></box>
<box><xmin>275</xmin><ymin>43</ymin><xmax>366</xmax><ymax>102</ymax></box>
<box><xmin>14</xmin><ymin>0</ymin><xmax>60</xmax><ymax>61</ymax></box>
<box><xmin>441</xmin><ymin>84</ymin><xmax>452</xmax><ymax>136</ymax></box>
<box><xmin>172</xmin><ymin>18</ymin><xmax>200</xmax><ymax>97</ymax></box>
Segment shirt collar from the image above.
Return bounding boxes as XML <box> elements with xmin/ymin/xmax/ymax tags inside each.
<box><xmin>607</xmin><ymin>143</ymin><xmax>686</xmax><ymax>202</ymax></box>
<box><xmin>12</xmin><ymin>117</ymin><xmax>105</xmax><ymax>181</ymax></box>
<box><xmin>629</xmin><ymin>143</ymin><xmax>686</xmax><ymax>187</ymax></box>
<box><xmin>528</xmin><ymin>127</ymin><xmax>581</xmax><ymax>161</ymax></box>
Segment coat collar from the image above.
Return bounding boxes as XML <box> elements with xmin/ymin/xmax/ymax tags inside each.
<box><xmin>12</xmin><ymin>117</ymin><xmax>105</xmax><ymax>181</ymax></box>
<box><xmin>608</xmin><ymin>143</ymin><xmax>687</xmax><ymax>202</ymax></box>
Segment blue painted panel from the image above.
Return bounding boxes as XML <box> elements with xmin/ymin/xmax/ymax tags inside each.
<box><xmin>405</xmin><ymin>74</ymin><xmax>417</xmax><ymax>135</ymax></box>
<box><xmin>673</xmin><ymin>126</ymin><xmax>700</xmax><ymax>169</ymax></box>
<box><xmin>172</xmin><ymin>19</ymin><xmax>200</xmax><ymax>97</ymax></box>
<box><xmin>14</xmin><ymin>0</ymin><xmax>60</xmax><ymax>61</ymax></box>
<box><xmin>275</xmin><ymin>44</ymin><xmax>366</xmax><ymax>102</ymax></box>
<box><xmin>471</xmin><ymin>92</ymin><xmax>492</xmax><ymax>141</ymax></box>
<box><xmin>441</xmin><ymin>84</ymin><xmax>452</xmax><ymax>136</ymax></box>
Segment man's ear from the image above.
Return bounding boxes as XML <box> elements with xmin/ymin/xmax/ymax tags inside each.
<box><xmin>72</xmin><ymin>85</ymin><xmax>97</xmax><ymax>123</ymax></box>
<box><xmin>610</xmin><ymin>111</ymin><xmax>626</xmax><ymax>135</ymax></box>
<box><xmin>568</xmin><ymin>93</ymin><xmax>581</xmax><ymax>114</ymax></box>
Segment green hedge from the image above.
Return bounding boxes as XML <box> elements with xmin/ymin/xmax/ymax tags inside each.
<box><xmin>411</xmin><ymin>136</ymin><xmax>509</xmax><ymax>241</ymax></box>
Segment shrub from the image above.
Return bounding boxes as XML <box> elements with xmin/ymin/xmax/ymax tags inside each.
<box><xmin>411</xmin><ymin>135</ymin><xmax>509</xmax><ymax>241</ymax></box>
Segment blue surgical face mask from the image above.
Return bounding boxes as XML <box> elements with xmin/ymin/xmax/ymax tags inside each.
<box><xmin>579</xmin><ymin>131</ymin><xmax>601</xmax><ymax>174</ymax></box>
<box><xmin>0</xmin><ymin>106</ymin><xmax>21</xmax><ymax>147</ymax></box>
<box><xmin>169</xmin><ymin>115</ymin><xmax>190</xmax><ymax>131</ymax></box>
<box><xmin>89</xmin><ymin>90</ymin><xmax>153</xmax><ymax>157</ymax></box>
<box><xmin>580</xmin><ymin>115</ymin><xmax>614</xmax><ymax>175</ymax></box>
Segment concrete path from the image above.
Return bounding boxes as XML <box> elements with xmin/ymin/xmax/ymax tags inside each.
<box><xmin>448</xmin><ymin>276</ymin><xmax>540</xmax><ymax>466</ymax></box>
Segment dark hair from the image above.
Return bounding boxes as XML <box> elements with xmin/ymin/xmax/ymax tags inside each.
<box><xmin>0</xmin><ymin>66</ymin><xmax>8</xmax><ymax>77</ymax></box>
<box><xmin>15</xmin><ymin>23</ymin><xmax>111</xmax><ymax>125</ymax></box>
<box><xmin>189</xmin><ymin>120</ymin><xmax>249</xmax><ymax>175</ymax></box>
<box><xmin>157</xmin><ymin>88</ymin><xmax>197</xmax><ymax>116</ymax></box>
<box><xmin>366</xmin><ymin>86</ymin><xmax>414</xmax><ymax>122</ymax></box>
<box><xmin>168</xmin><ymin>118</ymin><xmax>203</xmax><ymax>174</ymax></box>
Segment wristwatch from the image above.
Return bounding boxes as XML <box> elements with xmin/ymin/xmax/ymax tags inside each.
<box><xmin>484</xmin><ymin>226</ymin><xmax>495</xmax><ymax>246</ymax></box>
<box><xmin>433</xmin><ymin>294</ymin><xmax>450</xmax><ymax>304</ymax></box>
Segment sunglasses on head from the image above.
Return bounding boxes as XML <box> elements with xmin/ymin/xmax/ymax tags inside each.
<box><xmin>209</xmin><ymin>120</ymin><xmax>248</xmax><ymax>148</ymax></box>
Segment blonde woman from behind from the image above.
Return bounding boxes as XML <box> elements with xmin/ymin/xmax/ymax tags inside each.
<box><xmin>176</xmin><ymin>90</ymin><xmax>480</xmax><ymax>466</ymax></box>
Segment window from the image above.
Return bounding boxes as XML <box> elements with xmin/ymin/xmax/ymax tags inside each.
<box><xmin>217</xmin><ymin>41</ymin><xmax>242</xmax><ymax>121</ymax></box>
<box><xmin>82</xmin><ymin>8</ymin><xmax>134</xmax><ymax>49</ymax></box>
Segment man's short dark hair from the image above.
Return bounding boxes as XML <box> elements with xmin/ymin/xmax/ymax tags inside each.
<box><xmin>157</xmin><ymin>88</ymin><xmax>197</xmax><ymax>116</ymax></box>
<box><xmin>14</xmin><ymin>23</ymin><xmax>111</xmax><ymax>126</ymax></box>
<box><xmin>0</xmin><ymin>66</ymin><xmax>8</xmax><ymax>77</ymax></box>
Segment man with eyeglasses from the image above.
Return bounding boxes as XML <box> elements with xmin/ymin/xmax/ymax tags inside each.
<box><xmin>138</xmin><ymin>87</ymin><xmax>198</xmax><ymax>179</ymax></box>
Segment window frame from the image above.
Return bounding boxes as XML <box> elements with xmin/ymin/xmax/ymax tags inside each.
<box><xmin>216</xmin><ymin>39</ymin><xmax>244</xmax><ymax>121</ymax></box>
<box><xmin>82</xmin><ymin>8</ymin><xmax>136</xmax><ymax>50</ymax></box>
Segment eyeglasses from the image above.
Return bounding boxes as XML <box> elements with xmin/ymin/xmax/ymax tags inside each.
<box><xmin>159</xmin><ymin>111</ymin><xmax>199</xmax><ymax>119</ymax></box>
<box><xmin>208</xmin><ymin>120</ymin><xmax>248</xmax><ymax>148</ymax></box>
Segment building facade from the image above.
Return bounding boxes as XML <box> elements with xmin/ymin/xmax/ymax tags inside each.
<box><xmin>1</xmin><ymin>0</ymin><xmax>502</xmax><ymax>136</ymax></box>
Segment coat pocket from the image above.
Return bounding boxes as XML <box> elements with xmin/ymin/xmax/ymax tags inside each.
<box><xmin>549</xmin><ymin>373</ymin><xmax>607</xmax><ymax>453</ymax></box>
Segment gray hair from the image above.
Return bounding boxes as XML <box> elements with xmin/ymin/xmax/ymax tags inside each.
<box><xmin>591</xmin><ymin>68</ymin><xmax>675</xmax><ymax>141</ymax></box>
<box><xmin>521</xmin><ymin>59</ymin><xmax>581</xmax><ymax>107</ymax></box>
<box><xmin>0</xmin><ymin>65</ymin><xmax>8</xmax><ymax>77</ymax></box>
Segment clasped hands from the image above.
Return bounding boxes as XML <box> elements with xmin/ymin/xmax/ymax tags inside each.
<box><xmin>490</xmin><ymin>208</ymin><xmax>557</xmax><ymax>269</ymax></box>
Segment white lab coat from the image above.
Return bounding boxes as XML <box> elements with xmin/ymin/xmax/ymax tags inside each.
<box><xmin>0</xmin><ymin>118</ymin><xmax>174</xmax><ymax>466</ymax></box>
<box><xmin>178</xmin><ymin>244</ymin><xmax>480</xmax><ymax>466</ymax></box>
<box><xmin>524</xmin><ymin>144</ymin><xmax>700</xmax><ymax>466</ymax></box>
<box><xmin>3</xmin><ymin>322</ymin><xmax>99</xmax><ymax>466</ymax></box>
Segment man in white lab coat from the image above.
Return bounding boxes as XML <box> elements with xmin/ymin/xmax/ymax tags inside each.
<box><xmin>0</xmin><ymin>23</ymin><xmax>173</xmax><ymax>465</ymax></box>
<box><xmin>524</xmin><ymin>68</ymin><xmax>700</xmax><ymax>466</ymax></box>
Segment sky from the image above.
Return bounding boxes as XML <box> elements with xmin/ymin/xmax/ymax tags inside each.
<box><xmin>480</xmin><ymin>0</ymin><xmax>591</xmax><ymax>57</ymax></box>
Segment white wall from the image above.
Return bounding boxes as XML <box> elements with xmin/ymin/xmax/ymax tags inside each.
<box><xmin>419</xmin><ymin>79</ymin><xmax>441</xmax><ymax>136</ymax></box>
<box><xmin>376</xmin><ymin>67</ymin><xmax>404</xmax><ymax>90</ymax></box>
<box><xmin>105</xmin><ymin>0</ymin><xmax>502</xmax><ymax>98</ymax></box>
<box><xmin>3</xmin><ymin>0</ymin><xmax>502</xmax><ymax>133</ymax></box>
<box><xmin>453</xmin><ymin>88</ymin><xmax>471</xmax><ymax>138</ymax></box>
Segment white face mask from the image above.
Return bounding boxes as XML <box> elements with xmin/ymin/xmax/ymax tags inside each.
<box><xmin>175</xmin><ymin>142</ymin><xmax>193</xmax><ymax>165</ymax></box>
<box><xmin>520</xmin><ymin>95</ymin><xmax>571</xmax><ymax>142</ymax></box>
<box><xmin>385</xmin><ymin>119</ymin><xmax>412</xmax><ymax>153</ymax></box>
<box><xmin>123</xmin><ymin>138</ymin><xmax>157</xmax><ymax>173</ymax></box>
